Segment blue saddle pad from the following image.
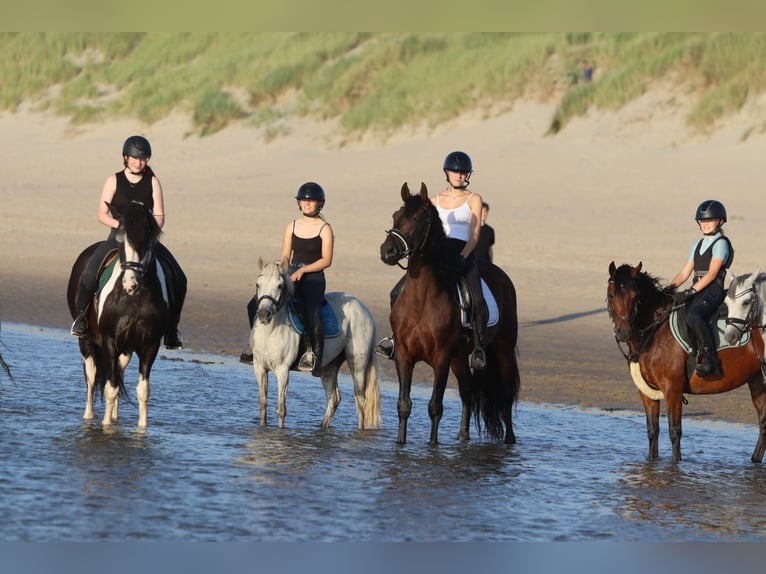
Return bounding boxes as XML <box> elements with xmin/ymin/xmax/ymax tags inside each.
<box><xmin>287</xmin><ymin>299</ymin><xmax>340</xmax><ymax>338</ymax></box>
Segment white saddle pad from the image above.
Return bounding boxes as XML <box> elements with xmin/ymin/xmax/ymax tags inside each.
<box><xmin>457</xmin><ymin>279</ymin><xmax>499</xmax><ymax>328</ymax></box>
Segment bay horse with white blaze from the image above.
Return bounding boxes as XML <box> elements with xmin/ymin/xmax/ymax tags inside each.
<box><xmin>380</xmin><ymin>182</ymin><xmax>520</xmax><ymax>445</ymax></box>
<box><xmin>608</xmin><ymin>261</ymin><xmax>766</xmax><ymax>462</ymax></box>
<box><xmin>67</xmin><ymin>201</ymin><xmax>170</xmax><ymax>428</ymax></box>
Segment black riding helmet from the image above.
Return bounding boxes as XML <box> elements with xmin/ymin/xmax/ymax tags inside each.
<box><xmin>443</xmin><ymin>151</ymin><xmax>473</xmax><ymax>188</ymax></box>
<box><xmin>295</xmin><ymin>182</ymin><xmax>326</xmax><ymax>214</ymax></box>
<box><xmin>122</xmin><ymin>135</ymin><xmax>152</xmax><ymax>159</ymax></box>
<box><xmin>695</xmin><ymin>200</ymin><xmax>727</xmax><ymax>223</ymax></box>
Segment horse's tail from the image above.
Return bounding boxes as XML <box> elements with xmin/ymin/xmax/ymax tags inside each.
<box><xmin>361</xmin><ymin>356</ymin><xmax>382</xmax><ymax>429</ymax></box>
<box><xmin>471</xmin><ymin>346</ymin><xmax>520</xmax><ymax>442</ymax></box>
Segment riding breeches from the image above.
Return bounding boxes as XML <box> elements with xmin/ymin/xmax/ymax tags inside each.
<box><xmin>685</xmin><ymin>282</ymin><xmax>724</xmax><ymax>330</ymax></box>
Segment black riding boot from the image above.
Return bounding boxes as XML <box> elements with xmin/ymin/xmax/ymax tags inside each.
<box><xmin>692</xmin><ymin>322</ymin><xmax>722</xmax><ymax>377</ymax></box>
<box><xmin>309</xmin><ymin>318</ymin><xmax>324</xmax><ymax>378</ymax></box>
<box><xmin>465</xmin><ymin>262</ymin><xmax>488</xmax><ymax>370</ymax></box>
<box><xmin>70</xmin><ymin>280</ymin><xmax>93</xmax><ymax>337</ymax></box>
<box><xmin>163</xmin><ymin>278</ymin><xmax>183</xmax><ymax>350</ymax></box>
<box><xmin>376</xmin><ymin>276</ymin><xmax>405</xmax><ymax>360</ymax></box>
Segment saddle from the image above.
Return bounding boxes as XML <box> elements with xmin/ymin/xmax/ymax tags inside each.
<box><xmin>670</xmin><ymin>304</ymin><xmax>749</xmax><ymax>354</ymax></box>
<box><xmin>670</xmin><ymin>304</ymin><xmax>751</xmax><ymax>379</ymax></box>
<box><xmin>286</xmin><ymin>298</ymin><xmax>340</xmax><ymax>338</ymax></box>
<box><xmin>456</xmin><ymin>277</ymin><xmax>499</xmax><ymax>328</ymax></box>
<box><xmin>96</xmin><ymin>251</ymin><xmax>120</xmax><ymax>293</ymax></box>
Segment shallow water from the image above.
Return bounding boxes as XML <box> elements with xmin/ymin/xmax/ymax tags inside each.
<box><xmin>2</xmin><ymin>323</ymin><xmax>766</xmax><ymax>541</ymax></box>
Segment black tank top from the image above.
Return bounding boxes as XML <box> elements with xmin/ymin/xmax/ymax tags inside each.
<box><xmin>112</xmin><ymin>170</ymin><xmax>154</xmax><ymax>211</ymax></box>
<box><xmin>291</xmin><ymin>221</ymin><xmax>325</xmax><ymax>265</ymax></box>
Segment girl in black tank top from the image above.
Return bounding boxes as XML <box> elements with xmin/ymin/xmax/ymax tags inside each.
<box><xmin>282</xmin><ymin>183</ymin><xmax>334</xmax><ymax>377</ymax></box>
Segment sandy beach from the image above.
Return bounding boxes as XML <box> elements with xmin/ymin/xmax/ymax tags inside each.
<box><xmin>3</xmin><ymin>88</ymin><xmax>766</xmax><ymax>425</ymax></box>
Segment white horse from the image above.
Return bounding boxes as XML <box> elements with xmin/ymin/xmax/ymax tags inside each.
<box><xmin>249</xmin><ymin>258</ymin><xmax>381</xmax><ymax>430</ymax></box>
<box><xmin>723</xmin><ymin>271</ymin><xmax>766</xmax><ymax>346</ymax></box>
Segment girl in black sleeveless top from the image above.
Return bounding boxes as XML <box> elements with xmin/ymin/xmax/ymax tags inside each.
<box><xmin>70</xmin><ymin>135</ymin><xmax>186</xmax><ymax>350</ymax></box>
<box><xmin>282</xmin><ymin>182</ymin><xmax>334</xmax><ymax>377</ymax></box>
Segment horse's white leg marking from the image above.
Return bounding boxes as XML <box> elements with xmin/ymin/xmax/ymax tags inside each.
<box><xmin>102</xmin><ymin>380</ymin><xmax>120</xmax><ymax>426</ymax></box>
<box><xmin>136</xmin><ymin>372</ymin><xmax>150</xmax><ymax>428</ymax></box>
<box><xmin>274</xmin><ymin>365</ymin><xmax>290</xmax><ymax>429</ymax></box>
<box><xmin>82</xmin><ymin>356</ymin><xmax>97</xmax><ymax>420</ymax></box>
<box><xmin>112</xmin><ymin>353</ymin><xmax>131</xmax><ymax>421</ymax></box>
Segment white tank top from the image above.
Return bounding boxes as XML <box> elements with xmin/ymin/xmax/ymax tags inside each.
<box><xmin>436</xmin><ymin>193</ymin><xmax>473</xmax><ymax>242</ymax></box>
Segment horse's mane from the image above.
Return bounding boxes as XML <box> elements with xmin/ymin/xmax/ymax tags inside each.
<box><xmin>402</xmin><ymin>193</ymin><xmax>459</xmax><ymax>286</ymax></box>
<box><xmin>117</xmin><ymin>201</ymin><xmax>162</xmax><ymax>257</ymax></box>
<box><xmin>613</xmin><ymin>263</ymin><xmax>669</xmax><ymax>313</ymax></box>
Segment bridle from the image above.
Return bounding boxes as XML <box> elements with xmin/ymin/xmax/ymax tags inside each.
<box><xmin>255</xmin><ymin>272</ymin><xmax>288</xmax><ymax>312</ymax></box>
<box><xmin>608</xmin><ymin>278</ymin><xmax>675</xmax><ymax>361</ymax></box>
<box><xmin>383</xmin><ymin>204</ymin><xmax>434</xmax><ymax>270</ymax></box>
<box><xmin>725</xmin><ymin>285</ymin><xmax>763</xmax><ymax>338</ymax></box>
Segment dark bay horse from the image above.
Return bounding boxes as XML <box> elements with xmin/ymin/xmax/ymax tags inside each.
<box><xmin>67</xmin><ymin>201</ymin><xmax>169</xmax><ymax>428</ymax></box>
<box><xmin>380</xmin><ymin>182</ymin><xmax>520</xmax><ymax>445</ymax></box>
<box><xmin>607</xmin><ymin>261</ymin><xmax>766</xmax><ymax>462</ymax></box>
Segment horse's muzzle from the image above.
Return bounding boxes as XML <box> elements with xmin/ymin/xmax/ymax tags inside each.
<box><xmin>380</xmin><ymin>241</ymin><xmax>401</xmax><ymax>266</ymax></box>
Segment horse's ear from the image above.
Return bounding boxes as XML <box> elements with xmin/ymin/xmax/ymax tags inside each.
<box><xmin>609</xmin><ymin>261</ymin><xmax>616</xmax><ymax>276</ymax></box>
<box><xmin>635</xmin><ymin>261</ymin><xmax>642</xmax><ymax>274</ymax></box>
<box><xmin>258</xmin><ymin>257</ymin><xmax>264</xmax><ymax>270</ymax></box>
<box><xmin>419</xmin><ymin>182</ymin><xmax>428</xmax><ymax>201</ymax></box>
<box><xmin>279</xmin><ymin>257</ymin><xmax>289</xmax><ymax>272</ymax></box>
<box><xmin>401</xmin><ymin>182</ymin><xmax>410</xmax><ymax>202</ymax></box>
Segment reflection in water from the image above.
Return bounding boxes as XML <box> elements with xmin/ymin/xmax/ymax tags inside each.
<box><xmin>3</xmin><ymin>324</ymin><xmax>766</xmax><ymax>541</ymax></box>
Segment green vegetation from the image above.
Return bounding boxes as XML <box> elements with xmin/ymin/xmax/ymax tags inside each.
<box><xmin>2</xmin><ymin>32</ymin><xmax>765</xmax><ymax>139</ymax></box>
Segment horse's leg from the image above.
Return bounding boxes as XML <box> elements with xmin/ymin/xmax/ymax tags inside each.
<box><xmin>664</xmin><ymin>389</ymin><xmax>684</xmax><ymax>462</ymax></box>
<box><xmin>319</xmin><ymin>361</ymin><xmax>342</xmax><ymax>429</ymax></box>
<box><xmin>113</xmin><ymin>352</ymin><xmax>131</xmax><ymax>421</ymax></box>
<box><xmin>747</xmin><ymin>375</ymin><xmax>766</xmax><ymax>463</ymax></box>
<box><xmin>394</xmin><ymin>357</ymin><xmax>415</xmax><ymax>444</ymax></box>
<box><xmin>427</xmin><ymin>361</ymin><xmax>452</xmax><ymax>445</ymax></box>
<box><xmin>81</xmin><ymin>341</ymin><xmax>97</xmax><ymax>420</ymax></box>
<box><xmin>253</xmin><ymin>363</ymin><xmax>269</xmax><ymax>426</ymax></box>
<box><xmin>450</xmin><ymin>359</ymin><xmax>473</xmax><ymax>441</ymax></box>
<box><xmin>136</xmin><ymin>348</ymin><xmax>157</xmax><ymax>429</ymax></box>
<box><xmin>101</xmin><ymin>341</ymin><xmax>120</xmax><ymax>426</ymax></box>
<box><xmin>639</xmin><ymin>392</ymin><xmax>661</xmax><ymax>459</ymax></box>
<box><xmin>274</xmin><ymin>365</ymin><xmax>290</xmax><ymax>429</ymax></box>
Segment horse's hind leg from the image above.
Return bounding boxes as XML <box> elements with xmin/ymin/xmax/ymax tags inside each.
<box><xmin>427</xmin><ymin>362</ymin><xmax>451</xmax><ymax>445</ymax></box>
<box><xmin>450</xmin><ymin>359</ymin><xmax>473</xmax><ymax>441</ymax></box>
<box><xmin>319</xmin><ymin>361</ymin><xmax>342</xmax><ymax>429</ymax></box>
<box><xmin>640</xmin><ymin>393</ymin><xmax>661</xmax><ymax>459</ymax></box>
<box><xmin>747</xmin><ymin>377</ymin><xmax>766</xmax><ymax>463</ymax></box>
<box><xmin>136</xmin><ymin>350</ymin><xmax>156</xmax><ymax>428</ymax></box>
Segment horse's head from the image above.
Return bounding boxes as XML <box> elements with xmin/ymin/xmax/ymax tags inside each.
<box><xmin>107</xmin><ymin>200</ymin><xmax>162</xmax><ymax>295</ymax></box>
<box><xmin>723</xmin><ymin>271</ymin><xmax>763</xmax><ymax>345</ymax></box>
<box><xmin>608</xmin><ymin>261</ymin><xmax>656</xmax><ymax>342</ymax></box>
<box><xmin>380</xmin><ymin>182</ymin><xmax>443</xmax><ymax>267</ymax></box>
<box><xmin>254</xmin><ymin>257</ymin><xmax>293</xmax><ymax>325</ymax></box>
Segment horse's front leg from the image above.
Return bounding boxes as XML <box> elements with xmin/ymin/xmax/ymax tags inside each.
<box><xmin>82</xmin><ymin>352</ymin><xmax>97</xmax><ymax>420</ymax></box>
<box><xmin>113</xmin><ymin>352</ymin><xmax>131</xmax><ymax>422</ymax></box>
<box><xmin>640</xmin><ymin>392</ymin><xmax>661</xmax><ymax>459</ymax></box>
<box><xmin>428</xmin><ymin>359</ymin><xmax>452</xmax><ymax>445</ymax></box>
<box><xmin>450</xmin><ymin>357</ymin><xmax>473</xmax><ymax>441</ymax></box>
<box><xmin>664</xmin><ymin>389</ymin><xmax>684</xmax><ymax>462</ymax></box>
<box><xmin>747</xmin><ymin>376</ymin><xmax>766</xmax><ymax>463</ymax></box>
<box><xmin>253</xmin><ymin>363</ymin><xmax>270</xmax><ymax>426</ymax></box>
<box><xmin>319</xmin><ymin>363</ymin><xmax>342</xmax><ymax>429</ymax></box>
<box><xmin>394</xmin><ymin>356</ymin><xmax>415</xmax><ymax>445</ymax></box>
<box><xmin>274</xmin><ymin>365</ymin><xmax>291</xmax><ymax>429</ymax></box>
<box><xmin>136</xmin><ymin>348</ymin><xmax>157</xmax><ymax>428</ymax></box>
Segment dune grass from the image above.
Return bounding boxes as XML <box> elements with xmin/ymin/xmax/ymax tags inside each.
<box><xmin>1</xmin><ymin>32</ymin><xmax>765</xmax><ymax>139</ymax></box>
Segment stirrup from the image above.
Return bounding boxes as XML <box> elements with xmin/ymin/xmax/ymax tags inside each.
<box><xmin>470</xmin><ymin>347</ymin><xmax>487</xmax><ymax>370</ymax></box>
<box><xmin>70</xmin><ymin>314</ymin><xmax>88</xmax><ymax>337</ymax></box>
<box><xmin>375</xmin><ymin>337</ymin><xmax>395</xmax><ymax>359</ymax></box>
<box><xmin>298</xmin><ymin>351</ymin><xmax>315</xmax><ymax>372</ymax></box>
